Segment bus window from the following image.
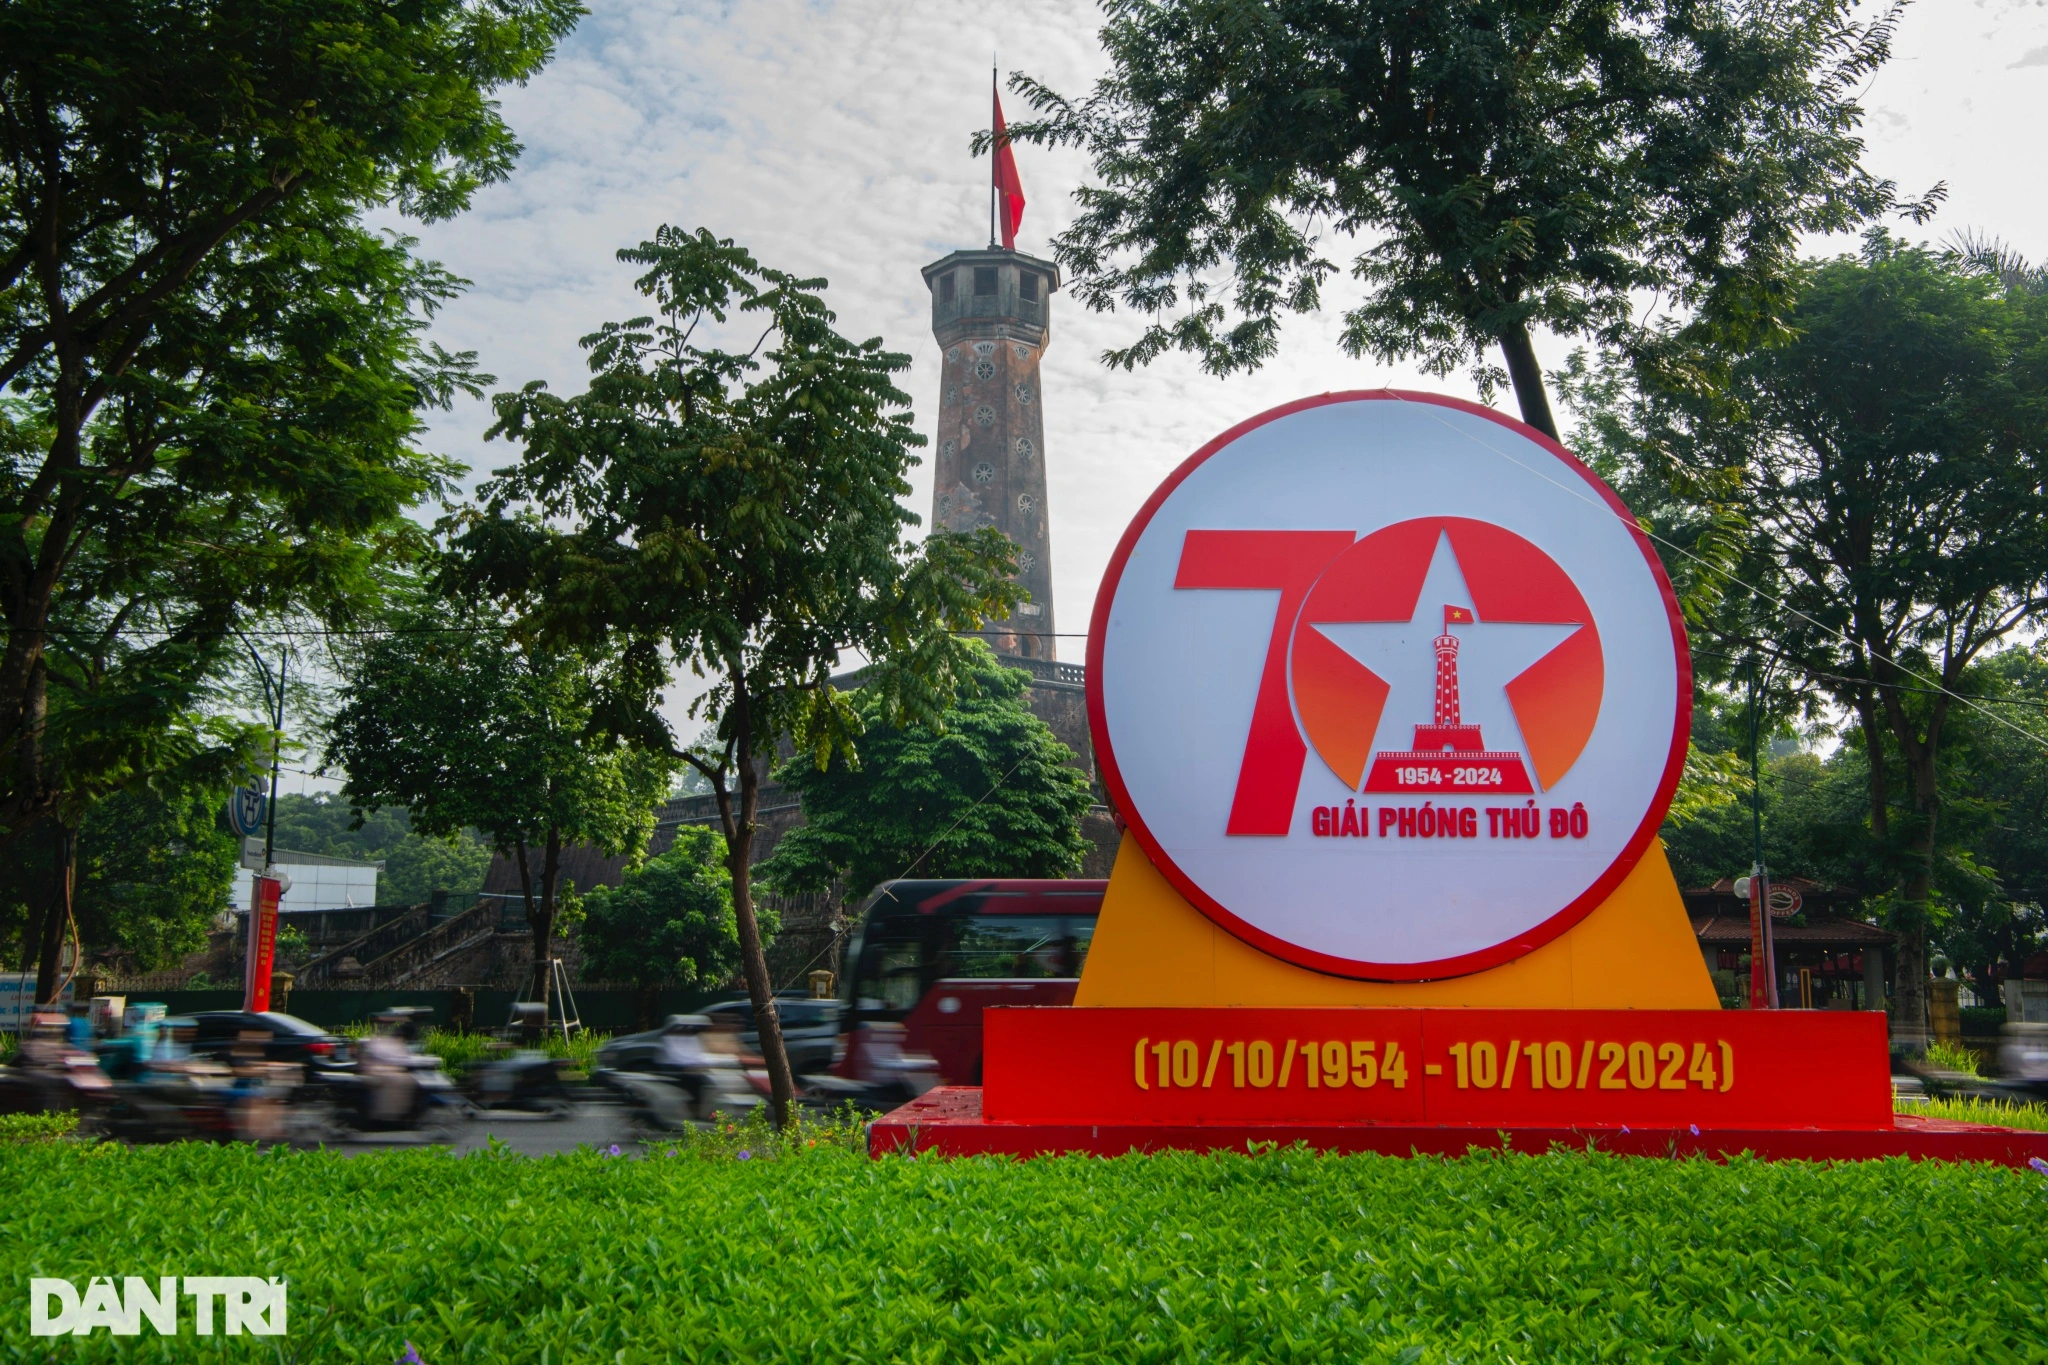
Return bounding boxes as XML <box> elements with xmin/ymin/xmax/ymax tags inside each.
<box><xmin>1067</xmin><ymin>917</ymin><xmax>1095</xmax><ymax>975</ymax></box>
<box><xmin>944</xmin><ymin>916</ymin><xmax>1068</xmax><ymax>978</ymax></box>
<box><xmin>864</xmin><ymin>937</ymin><xmax>925</xmax><ymax>1015</ymax></box>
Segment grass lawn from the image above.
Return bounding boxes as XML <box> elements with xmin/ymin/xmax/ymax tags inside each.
<box><xmin>5</xmin><ymin>1116</ymin><xmax>2047</xmax><ymax>1363</ymax></box>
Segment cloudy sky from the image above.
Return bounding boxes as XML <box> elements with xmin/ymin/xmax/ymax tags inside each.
<box><xmin>358</xmin><ymin>0</ymin><xmax>2045</xmax><ymax>755</ymax></box>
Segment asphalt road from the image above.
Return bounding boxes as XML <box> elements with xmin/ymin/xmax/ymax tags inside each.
<box><xmin>322</xmin><ymin>1099</ymin><xmax>644</xmax><ymax>1157</ymax></box>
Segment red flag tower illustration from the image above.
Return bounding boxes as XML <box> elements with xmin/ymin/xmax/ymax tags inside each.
<box><xmin>1362</xmin><ymin>603</ymin><xmax>1537</xmax><ymax>793</ymax></box>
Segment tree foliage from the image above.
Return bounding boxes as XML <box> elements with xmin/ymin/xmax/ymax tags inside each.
<box><xmin>266</xmin><ymin>792</ymin><xmax>492</xmax><ymax>906</ymax></box>
<box><xmin>324</xmin><ymin>601</ymin><xmax>672</xmax><ymax>1001</ymax></box>
<box><xmin>1567</xmin><ymin>234</ymin><xmax>2048</xmax><ymax>1040</ymax></box>
<box><xmin>579</xmin><ymin>826</ymin><xmax>746</xmax><ymax>989</ymax></box>
<box><xmin>1002</xmin><ymin>0</ymin><xmax>1912</xmax><ymax>436</ymax></box>
<box><xmin>762</xmin><ymin>646</ymin><xmax>1095</xmax><ymax>899</ymax></box>
<box><xmin>0</xmin><ymin>0</ymin><xmax>582</xmax><ymax>844</ymax></box>
<box><xmin>452</xmin><ymin>226</ymin><xmax>1024</xmax><ymax>1124</ymax></box>
<box><xmin>4</xmin><ymin>776</ymin><xmax>236</xmax><ymax>974</ymax></box>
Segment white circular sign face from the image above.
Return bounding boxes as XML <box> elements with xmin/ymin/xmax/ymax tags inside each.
<box><xmin>1087</xmin><ymin>392</ymin><xmax>1690</xmax><ymax>980</ymax></box>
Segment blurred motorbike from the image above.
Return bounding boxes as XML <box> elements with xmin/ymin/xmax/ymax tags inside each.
<box><xmin>1996</xmin><ymin>1023</ymin><xmax>2048</xmax><ymax>1101</ymax></box>
<box><xmin>95</xmin><ymin>1017</ymin><xmax>242</xmax><ymax>1144</ymax></box>
<box><xmin>0</xmin><ymin>1012</ymin><xmax>114</xmax><ymax>1122</ymax></box>
<box><xmin>312</xmin><ymin>1008</ymin><xmax>463</xmax><ymax>1140</ymax></box>
<box><xmin>468</xmin><ymin>1002</ymin><xmax>577</xmax><ymax>1117</ymax></box>
<box><xmin>799</xmin><ymin>1021</ymin><xmax>938</xmax><ymax>1116</ymax></box>
<box><xmin>592</xmin><ymin>1014</ymin><xmax>761</xmax><ymax>1130</ymax></box>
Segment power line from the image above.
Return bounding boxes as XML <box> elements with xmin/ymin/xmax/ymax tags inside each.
<box><xmin>1424</xmin><ymin>405</ymin><xmax>2048</xmax><ymax>757</ymax></box>
<box><xmin>1690</xmin><ymin>640</ymin><xmax>2048</xmax><ymax>715</ymax></box>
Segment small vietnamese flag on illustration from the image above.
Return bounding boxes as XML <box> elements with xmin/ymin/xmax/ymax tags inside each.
<box><xmin>1444</xmin><ymin>605</ymin><xmax>1476</xmax><ymax>625</ymax></box>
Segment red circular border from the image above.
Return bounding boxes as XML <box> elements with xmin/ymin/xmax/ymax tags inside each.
<box><xmin>1085</xmin><ymin>390</ymin><xmax>1693</xmax><ymax>981</ymax></box>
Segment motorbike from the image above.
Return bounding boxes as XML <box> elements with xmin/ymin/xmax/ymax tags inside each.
<box><xmin>0</xmin><ymin>1011</ymin><xmax>115</xmax><ymax>1123</ymax></box>
<box><xmin>98</xmin><ymin>1063</ymin><xmax>242</xmax><ymax>1144</ymax></box>
<box><xmin>592</xmin><ymin>1014</ymin><xmax>762</xmax><ymax>1131</ymax></box>
<box><xmin>467</xmin><ymin>1002</ymin><xmax>578</xmax><ymax>1117</ymax></box>
<box><xmin>310</xmin><ymin>1009</ymin><xmax>465</xmax><ymax>1140</ymax></box>
<box><xmin>798</xmin><ymin>1021</ymin><xmax>940</xmax><ymax>1116</ymax></box>
<box><xmin>468</xmin><ymin>1049</ymin><xmax>577</xmax><ymax>1116</ymax></box>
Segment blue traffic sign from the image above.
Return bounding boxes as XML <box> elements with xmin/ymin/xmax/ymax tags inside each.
<box><xmin>226</xmin><ymin>780</ymin><xmax>268</xmax><ymax>838</ymax></box>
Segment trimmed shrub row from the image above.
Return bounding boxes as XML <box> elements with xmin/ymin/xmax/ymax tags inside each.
<box><xmin>5</xmin><ymin>1135</ymin><xmax>2047</xmax><ymax>1361</ymax></box>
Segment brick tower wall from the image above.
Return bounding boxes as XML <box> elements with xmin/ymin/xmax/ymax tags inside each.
<box><xmin>924</xmin><ymin>248</ymin><xmax>1059</xmax><ymax>660</ymax></box>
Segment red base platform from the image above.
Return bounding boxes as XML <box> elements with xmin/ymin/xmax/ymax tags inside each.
<box><xmin>871</xmin><ymin>1087</ymin><xmax>2048</xmax><ymax>1168</ymax></box>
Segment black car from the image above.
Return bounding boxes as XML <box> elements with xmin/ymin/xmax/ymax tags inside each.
<box><xmin>600</xmin><ymin>996</ymin><xmax>842</xmax><ymax>1077</ymax></box>
<box><xmin>184</xmin><ymin>1011</ymin><xmax>353</xmax><ymax>1079</ymax></box>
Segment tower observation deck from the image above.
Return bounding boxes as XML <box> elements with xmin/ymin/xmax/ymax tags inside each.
<box><xmin>923</xmin><ymin>247</ymin><xmax>1059</xmax><ymax>660</ymax></box>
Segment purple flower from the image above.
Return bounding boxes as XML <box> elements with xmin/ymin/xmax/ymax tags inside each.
<box><xmin>607</xmin><ymin>1144</ymin><xmax>621</xmax><ymax>1157</ymax></box>
<box><xmin>2029</xmin><ymin>1157</ymin><xmax>2048</xmax><ymax>1177</ymax></box>
<box><xmin>737</xmin><ymin>1149</ymin><xmax>753</xmax><ymax>1160</ymax></box>
<box><xmin>397</xmin><ymin>1343</ymin><xmax>424</xmax><ymax>1365</ymax></box>
<box><xmin>1689</xmin><ymin>1124</ymin><xmax>1700</xmax><ymax>1137</ymax></box>
<box><xmin>666</xmin><ymin>1149</ymin><xmax>678</xmax><ymax>1159</ymax></box>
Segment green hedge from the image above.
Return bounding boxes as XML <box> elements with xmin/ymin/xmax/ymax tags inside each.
<box><xmin>5</xmin><ymin>1139</ymin><xmax>2047</xmax><ymax>1361</ymax></box>
<box><xmin>1961</xmin><ymin>1005</ymin><xmax>2007</xmax><ymax>1036</ymax></box>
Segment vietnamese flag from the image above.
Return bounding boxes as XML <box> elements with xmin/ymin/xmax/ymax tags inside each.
<box><xmin>1444</xmin><ymin>604</ymin><xmax>1476</xmax><ymax>625</ymax></box>
<box><xmin>993</xmin><ymin>78</ymin><xmax>1025</xmax><ymax>249</ymax></box>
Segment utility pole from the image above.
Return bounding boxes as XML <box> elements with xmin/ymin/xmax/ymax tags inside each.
<box><xmin>1745</xmin><ymin>664</ymin><xmax>1779</xmax><ymax>1008</ymax></box>
<box><xmin>235</xmin><ymin>631</ymin><xmax>289</xmax><ymax>1013</ymax></box>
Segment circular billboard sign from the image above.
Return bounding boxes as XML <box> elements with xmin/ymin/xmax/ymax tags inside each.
<box><xmin>1087</xmin><ymin>391</ymin><xmax>1689</xmax><ymax>980</ymax></box>
<box><xmin>225</xmin><ymin>778</ymin><xmax>268</xmax><ymax>839</ymax></box>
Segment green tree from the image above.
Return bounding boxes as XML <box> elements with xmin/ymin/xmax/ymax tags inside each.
<box><xmin>325</xmin><ymin>603</ymin><xmax>673</xmax><ymax>1006</ymax></box>
<box><xmin>0</xmin><ymin>0</ymin><xmax>582</xmax><ymax>845</ymax></box>
<box><xmin>4</xmin><ymin>776</ymin><xmax>237</xmax><ymax>977</ymax></box>
<box><xmin>266</xmin><ymin>792</ymin><xmax>491</xmax><ymax>905</ymax></box>
<box><xmin>6</xmin><ymin>610</ymin><xmax>263</xmax><ymax>998</ymax></box>
<box><xmin>1565</xmin><ymin>235</ymin><xmax>2048</xmax><ymax>1044</ymax></box>
<box><xmin>762</xmin><ymin>645</ymin><xmax>1094</xmax><ymax>898</ymax></box>
<box><xmin>451</xmin><ymin>226</ymin><xmax>1023</xmax><ymax>1124</ymax></box>
<box><xmin>579</xmin><ymin>826</ymin><xmax>744</xmax><ymax>989</ymax></box>
<box><xmin>1001</xmin><ymin>0</ymin><xmax>1913</xmax><ymax>437</ymax></box>
<box><xmin>1920</xmin><ymin>646</ymin><xmax>2048</xmax><ymax>1003</ymax></box>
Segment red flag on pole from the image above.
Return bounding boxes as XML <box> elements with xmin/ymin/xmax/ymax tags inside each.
<box><xmin>993</xmin><ymin>77</ymin><xmax>1025</xmax><ymax>250</ymax></box>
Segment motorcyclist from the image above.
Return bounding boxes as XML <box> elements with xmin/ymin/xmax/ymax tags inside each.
<box><xmin>228</xmin><ymin>1029</ymin><xmax>294</xmax><ymax>1143</ymax></box>
<box><xmin>356</xmin><ymin>1011</ymin><xmax>424</xmax><ymax>1123</ymax></box>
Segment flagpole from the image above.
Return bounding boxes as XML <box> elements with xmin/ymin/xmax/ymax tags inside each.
<box><xmin>990</xmin><ymin>62</ymin><xmax>998</xmax><ymax>249</ymax></box>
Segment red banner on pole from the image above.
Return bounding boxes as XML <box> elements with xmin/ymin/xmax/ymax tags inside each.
<box><xmin>244</xmin><ymin>876</ymin><xmax>281</xmax><ymax>1012</ymax></box>
<box><xmin>1747</xmin><ymin>872</ymin><xmax>1771</xmax><ymax>1009</ymax></box>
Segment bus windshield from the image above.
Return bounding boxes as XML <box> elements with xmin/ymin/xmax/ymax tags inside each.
<box><xmin>844</xmin><ymin>880</ymin><xmax>1106</xmax><ymax>1022</ymax></box>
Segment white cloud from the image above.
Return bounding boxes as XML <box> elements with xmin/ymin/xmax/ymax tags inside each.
<box><xmin>387</xmin><ymin>0</ymin><xmax>2043</xmax><ymax>739</ymax></box>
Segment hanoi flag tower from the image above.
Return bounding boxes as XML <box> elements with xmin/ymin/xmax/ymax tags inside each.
<box><xmin>922</xmin><ymin>84</ymin><xmax>1058</xmax><ymax>659</ymax></box>
<box><xmin>922</xmin><ymin>248</ymin><xmax>1060</xmax><ymax>659</ymax></box>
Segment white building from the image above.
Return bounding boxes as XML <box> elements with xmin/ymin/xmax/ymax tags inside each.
<box><xmin>231</xmin><ymin>846</ymin><xmax>383</xmax><ymax>912</ymax></box>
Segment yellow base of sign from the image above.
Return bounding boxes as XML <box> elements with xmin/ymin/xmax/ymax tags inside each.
<box><xmin>1075</xmin><ymin>833</ymin><xmax>1719</xmax><ymax>1009</ymax></box>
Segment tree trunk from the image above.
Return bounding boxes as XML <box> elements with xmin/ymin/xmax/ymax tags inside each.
<box><xmin>1868</xmin><ymin>645</ymin><xmax>1948</xmax><ymax>1053</ymax></box>
<box><xmin>1887</xmin><ymin>750</ymin><xmax>1943</xmax><ymax>1052</ymax></box>
<box><xmin>513</xmin><ymin>838</ymin><xmax>544</xmax><ymax>1009</ymax></box>
<box><xmin>2</xmin><ymin>653</ymin><xmax>50</xmax><ymax>852</ymax></box>
<box><xmin>729</xmin><ymin>691</ymin><xmax>797</xmax><ymax>1128</ymax></box>
<box><xmin>33</xmin><ymin>823</ymin><xmax>73</xmax><ymax>1005</ymax></box>
<box><xmin>530</xmin><ymin>831</ymin><xmax>562</xmax><ymax>1012</ymax></box>
<box><xmin>1497</xmin><ymin>321</ymin><xmax>1560</xmax><ymax>442</ymax></box>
